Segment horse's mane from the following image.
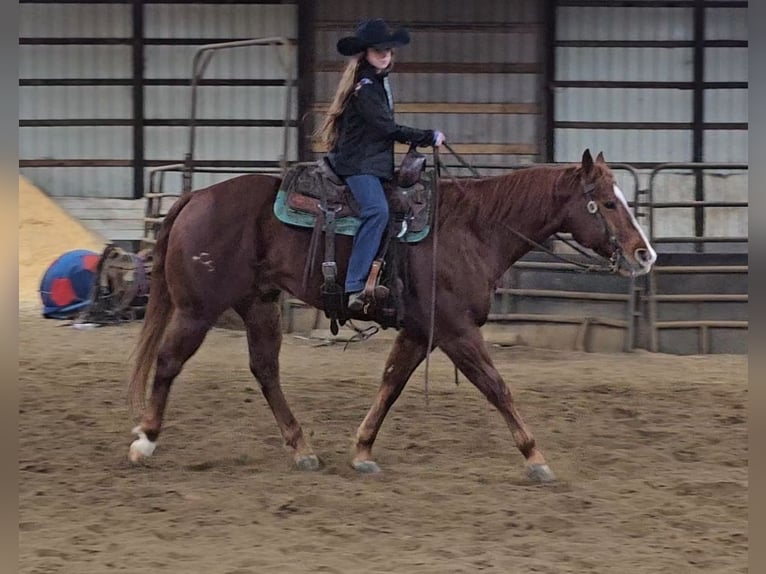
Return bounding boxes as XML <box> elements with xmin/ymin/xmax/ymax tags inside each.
<box><xmin>437</xmin><ymin>164</ymin><xmax>578</xmax><ymax>233</ymax></box>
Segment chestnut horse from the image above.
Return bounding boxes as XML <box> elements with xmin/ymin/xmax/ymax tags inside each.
<box><xmin>127</xmin><ymin>149</ymin><xmax>656</xmax><ymax>483</ymax></box>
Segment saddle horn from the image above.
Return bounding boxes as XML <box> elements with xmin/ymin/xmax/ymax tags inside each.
<box><xmin>398</xmin><ymin>143</ymin><xmax>426</xmax><ymax>188</ymax></box>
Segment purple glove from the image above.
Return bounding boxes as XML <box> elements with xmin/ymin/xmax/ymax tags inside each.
<box><xmin>433</xmin><ymin>130</ymin><xmax>445</xmax><ymax>147</ymax></box>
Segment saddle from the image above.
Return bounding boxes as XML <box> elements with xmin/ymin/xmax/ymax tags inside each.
<box><xmin>280</xmin><ymin>146</ymin><xmax>432</xmax><ymax>333</ymax></box>
<box><xmin>282</xmin><ymin>151</ymin><xmax>430</xmax><ymax>235</ymax></box>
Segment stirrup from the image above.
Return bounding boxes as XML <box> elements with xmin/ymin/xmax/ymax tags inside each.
<box><xmin>363</xmin><ymin>260</ymin><xmax>386</xmax><ymax>300</ymax></box>
<box><xmin>347</xmin><ymin>291</ymin><xmax>366</xmax><ymax>312</ymax></box>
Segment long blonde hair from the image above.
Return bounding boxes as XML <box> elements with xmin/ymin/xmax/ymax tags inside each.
<box><xmin>315</xmin><ymin>55</ymin><xmax>364</xmax><ymax>149</ymax></box>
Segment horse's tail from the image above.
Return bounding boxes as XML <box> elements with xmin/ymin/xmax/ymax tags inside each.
<box><xmin>128</xmin><ymin>191</ymin><xmax>194</xmax><ymax>413</ymax></box>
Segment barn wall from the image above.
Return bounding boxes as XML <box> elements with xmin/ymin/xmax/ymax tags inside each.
<box><xmin>142</xmin><ymin>1</ymin><xmax>298</xmax><ymax>193</ymax></box>
<box><xmin>19</xmin><ymin>1</ymin><xmax>134</xmax><ymax>199</ymax></box>
<box><xmin>19</xmin><ymin>1</ymin><xmax>747</xmax><ymax>249</ymax></box>
<box><xmin>19</xmin><ymin>0</ymin><xmax>299</xmax><ymax>207</ymax></box>
<box><xmin>307</xmin><ymin>0</ymin><xmax>546</xmax><ymax>174</ymax></box>
<box><xmin>552</xmin><ymin>1</ymin><xmax>748</xmax><ymax>252</ymax></box>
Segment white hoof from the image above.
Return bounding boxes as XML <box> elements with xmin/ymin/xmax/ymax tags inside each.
<box><xmin>128</xmin><ymin>425</ymin><xmax>156</xmax><ymax>463</ymax></box>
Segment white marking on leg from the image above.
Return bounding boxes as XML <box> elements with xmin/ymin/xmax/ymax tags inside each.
<box><xmin>129</xmin><ymin>425</ymin><xmax>157</xmax><ymax>462</ymax></box>
<box><xmin>614</xmin><ymin>184</ymin><xmax>657</xmax><ymax>267</ymax></box>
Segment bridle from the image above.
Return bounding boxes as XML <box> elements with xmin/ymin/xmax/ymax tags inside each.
<box><xmin>436</xmin><ymin>144</ymin><xmax>623</xmax><ymax>274</ymax></box>
<box><xmin>579</xmin><ymin>180</ymin><xmax>624</xmax><ymax>274</ymax></box>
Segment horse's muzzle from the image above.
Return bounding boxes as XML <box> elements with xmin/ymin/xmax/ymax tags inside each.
<box><xmin>617</xmin><ymin>247</ymin><xmax>656</xmax><ymax>277</ymax></box>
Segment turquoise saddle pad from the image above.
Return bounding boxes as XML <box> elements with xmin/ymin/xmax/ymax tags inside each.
<box><xmin>273</xmin><ymin>189</ymin><xmax>430</xmax><ymax>243</ymax></box>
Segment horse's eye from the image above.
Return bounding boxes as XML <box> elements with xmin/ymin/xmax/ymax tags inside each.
<box><xmin>604</xmin><ymin>201</ymin><xmax>617</xmax><ymax>210</ymax></box>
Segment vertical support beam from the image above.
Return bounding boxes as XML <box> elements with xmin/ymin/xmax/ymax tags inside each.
<box><xmin>297</xmin><ymin>0</ymin><xmax>316</xmax><ymax>162</ymax></box>
<box><xmin>625</xmin><ymin>275</ymin><xmax>637</xmax><ymax>352</ymax></box>
<box><xmin>648</xmin><ymin>270</ymin><xmax>659</xmax><ymax>352</ymax></box>
<box><xmin>285</xmin><ymin>0</ymin><xmax>318</xmax><ymax>332</ymax></box>
<box><xmin>575</xmin><ymin>318</ymin><xmax>591</xmax><ymax>353</ymax></box>
<box><xmin>699</xmin><ymin>325</ymin><xmax>710</xmax><ymax>354</ymax></box>
<box><xmin>542</xmin><ymin>0</ymin><xmax>557</xmax><ymax>162</ymax></box>
<box><xmin>131</xmin><ymin>0</ymin><xmax>145</xmax><ymax>199</ymax></box>
<box><xmin>692</xmin><ymin>0</ymin><xmax>705</xmax><ymax>251</ymax></box>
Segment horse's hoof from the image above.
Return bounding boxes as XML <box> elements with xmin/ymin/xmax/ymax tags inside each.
<box><xmin>128</xmin><ymin>445</ymin><xmax>147</xmax><ymax>464</ymax></box>
<box><xmin>352</xmin><ymin>460</ymin><xmax>382</xmax><ymax>474</ymax></box>
<box><xmin>128</xmin><ymin>426</ymin><xmax>156</xmax><ymax>464</ymax></box>
<box><xmin>526</xmin><ymin>463</ymin><xmax>556</xmax><ymax>484</ymax></box>
<box><xmin>294</xmin><ymin>454</ymin><xmax>321</xmax><ymax>471</ymax></box>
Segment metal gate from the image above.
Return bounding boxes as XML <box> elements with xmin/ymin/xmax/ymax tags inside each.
<box><xmin>141</xmin><ymin>37</ymin><xmax>295</xmax><ymax>247</ymax></box>
<box><xmin>644</xmin><ymin>162</ymin><xmax>748</xmax><ymax>354</ymax></box>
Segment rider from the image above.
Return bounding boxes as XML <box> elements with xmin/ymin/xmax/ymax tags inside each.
<box><xmin>316</xmin><ymin>18</ymin><xmax>445</xmax><ymax>311</ymax></box>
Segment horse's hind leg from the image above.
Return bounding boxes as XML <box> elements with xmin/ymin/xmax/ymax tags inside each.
<box><xmin>236</xmin><ymin>295</ymin><xmax>320</xmax><ymax>471</ymax></box>
<box><xmin>439</xmin><ymin>327</ymin><xmax>555</xmax><ymax>484</ymax></box>
<box><xmin>352</xmin><ymin>330</ymin><xmax>428</xmax><ymax>473</ymax></box>
<box><xmin>129</xmin><ymin>310</ymin><xmax>212</xmax><ymax>462</ymax></box>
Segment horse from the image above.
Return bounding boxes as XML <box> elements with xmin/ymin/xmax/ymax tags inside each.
<box><xmin>127</xmin><ymin>149</ymin><xmax>656</xmax><ymax>483</ymax></box>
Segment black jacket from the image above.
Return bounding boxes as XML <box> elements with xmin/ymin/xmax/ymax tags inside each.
<box><xmin>327</xmin><ymin>62</ymin><xmax>435</xmax><ymax>180</ymax></box>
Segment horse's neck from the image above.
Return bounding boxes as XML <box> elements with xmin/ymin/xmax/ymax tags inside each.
<box><xmin>474</xmin><ymin>169</ymin><xmax>565</xmax><ymax>276</ymax></box>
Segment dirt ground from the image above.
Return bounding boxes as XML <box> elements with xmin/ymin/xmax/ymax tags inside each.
<box><xmin>18</xmin><ymin>308</ymin><xmax>747</xmax><ymax>574</ymax></box>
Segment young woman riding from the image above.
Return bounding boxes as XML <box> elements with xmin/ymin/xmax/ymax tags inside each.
<box><xmin>316</xmin><ymin>18</ymin><xmax>445</xmax><ymax>311</ymax></box>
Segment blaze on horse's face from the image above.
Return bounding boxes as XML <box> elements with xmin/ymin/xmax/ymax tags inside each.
<box><xmin>561</xmin><ymin>150</ymin><xmax>657</xmax><ymax>277</ymax></box>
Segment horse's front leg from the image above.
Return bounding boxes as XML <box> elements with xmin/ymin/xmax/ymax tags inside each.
<box><xmin>439</xmin><ymin>327</ymin><xmax>556</xmax><ymax>484</ymax></box>
<box><xmin>352</xmin><ymin>330</ymin><xmax>428</xmax><ymax>473</ymax></box>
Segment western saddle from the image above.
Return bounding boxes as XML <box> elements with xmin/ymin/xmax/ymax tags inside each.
<box><xmin>281</xmin><ymin>146</ymin><xmax>431</xmax><ymax>333</ymax></box>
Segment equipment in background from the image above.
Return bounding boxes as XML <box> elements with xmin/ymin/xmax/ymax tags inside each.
<box><xmin>75</xmin><ymin>244</ymin><xmax>153</xmax><ymax>325</ymax></box>
<box><xmin>39</xmin><ymin>249</ymin><xmax>101</xmax><ymax>319</ymax></box>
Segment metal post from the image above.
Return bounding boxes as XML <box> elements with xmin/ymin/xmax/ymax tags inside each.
<box><xmin>131</xmin><ymin>0</ymin><xmax>145</xmax><ymax>200</ymax></box>
<box><xmin>280</xmin><ymin>42</ymin><xmax>294</xmax><ymax>177</ymax></box>
<box><xmin>692</xmin><ymin>1</ymin><xmax>706</xmax><ymax>252</ymax></box>
<box><xmin>625</xmin><ymin>275</ymin><xmax>636</xmax><ymax>352</ymax></box>
<box><xmin>297</xmin><ymin>0</ymin><xmax>316</xmax><ymax>163</ymax></box>
<box><xmin>542</xmin><ymin>0</ymin><xmax>556</xmax><ymax>162</ymax></box>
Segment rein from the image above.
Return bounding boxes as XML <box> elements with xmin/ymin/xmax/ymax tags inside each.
<box><xmin>422</xmin><ymin>147</ymin><xmax>442</xmax><ymax>405</ymax></box>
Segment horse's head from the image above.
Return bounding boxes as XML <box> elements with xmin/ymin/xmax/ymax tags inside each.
<box><xmin>559</xmin><ymin>149</ymin><xmax>657</xmax><ymax>277</ymax></box>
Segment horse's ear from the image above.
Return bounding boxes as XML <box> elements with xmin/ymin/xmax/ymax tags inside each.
<box><xmin>596</xmin><ymin>151</ymin><xmax>605</xmax><ymax>164</ymax></box>
<box><xmin>581</xmin><ymin>149</ymin><xmax>594</xmax><ymax>173</ymax></box>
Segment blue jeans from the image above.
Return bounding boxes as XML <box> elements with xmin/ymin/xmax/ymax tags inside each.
<box><xmin>344</xmin><ymin>174</ymin><xmax>389</xmax><ymax>293</ymax></box>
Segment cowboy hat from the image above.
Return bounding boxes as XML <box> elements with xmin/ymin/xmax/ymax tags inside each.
<box><xmin>336</xmin><ymin>18</ymin><xmax>410</xmax><ymax>57</ymax></box>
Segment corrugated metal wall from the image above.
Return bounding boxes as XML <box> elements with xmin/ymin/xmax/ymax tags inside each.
<box><xmin>555</xmin><ymin>2</ymin><xmax>746</xmax><ymax>164</ymax></box>
<box><xmin>19</xmin><ymin>1</ymin><xmax>747</xmax><ymax>249</ymax></box>
<box><xmin>19</xmin><ymin>1</ymin><xmax>298</xmax><ymax>200</ymax></box>
<box><xmin>19</xmin><ymin>1</ymin><xmax>134</xmax><ymax>198</ymax></box>
<box><xmin>143</xmin><ymin>1</ymin><xmax>298</xmax><ymax>192</ymax></box>
<box><xmin>307</xmin><ymin>0</ymin><xmax>545</xmax><ymax>174</ymax></box>
<box><xmin>703</xmin><ymin>4</ymin><xmax>747</xmax><ymax>162</ymax></box>
<box><xmin>552</xmin><ymin>1</ymin><xmax>747</xmax><ymax>252</ymax></box>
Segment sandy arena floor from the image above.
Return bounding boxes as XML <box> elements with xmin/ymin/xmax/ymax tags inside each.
<box><xmin>18</xmin><ymin>308</ymin><xmax>747</xmax><ymax>574</ymax></box>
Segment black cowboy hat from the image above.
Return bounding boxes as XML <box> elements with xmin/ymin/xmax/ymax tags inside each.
<box><xmin>336</xmin><ymin>18</ymin><xmax>410</xmax><ymax>57</ymax></box>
